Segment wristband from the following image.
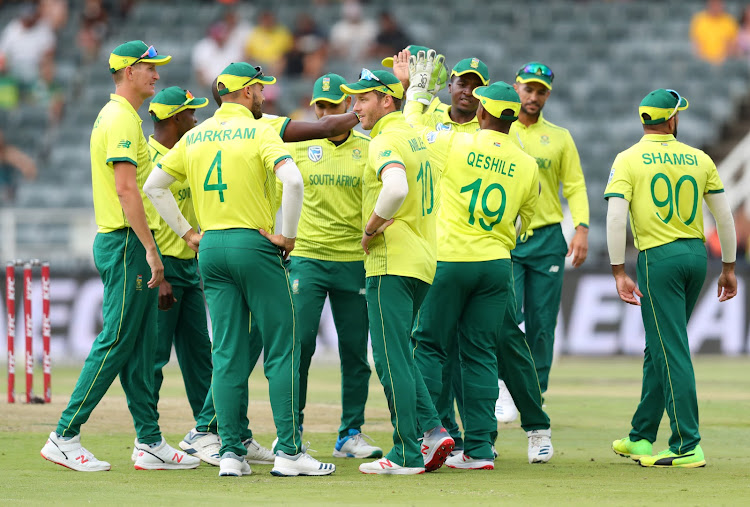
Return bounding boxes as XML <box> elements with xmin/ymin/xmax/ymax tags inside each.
<box><xmin>364</xmin><ymin>229</ymin><xmax>375</xmax><ymax>237</ymax></box>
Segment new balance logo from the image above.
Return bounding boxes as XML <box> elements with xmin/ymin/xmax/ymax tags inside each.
<box><xmin>75</xmin><ymin>455</ymin><xmax>89</xmax><ymax>464</ymax></box>
<box><xmin>117</xmin><ymin>140</ymin><xmax>132</xmax><ymax>149</ymax></box>
<box><xmin>173</xmin><ymin>453</ymin><xmax>183</xmax><ymax>463</ymax></box>
<box><xmin>421</xmin><ymin>444</ymin><xmax>429</xmax><ymax>455</ymax></box>
<box><xmin>379</xmin><ymin>459</ymin><xmax>394</xmax><ymax>469</ymax></box>
<box><xmin>549</xmin><ymin>265</ymin><xmax>559</xmax><ymax>273</ymax></box>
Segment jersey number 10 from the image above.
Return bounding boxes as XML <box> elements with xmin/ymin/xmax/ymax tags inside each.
<box><xmin>416</xmin><ymin>160</ymin><xmax>434</xmax><ymax>216</ymax></box>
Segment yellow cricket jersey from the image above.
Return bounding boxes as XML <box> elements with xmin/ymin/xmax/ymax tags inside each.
<box><xmin>404</xmin><ymin>99</ymin><xmax>480</xmax><ymax>133</ymax></box>
<box><xmin>427</xmin><ymin>129</ymin><xmax>539</xmax><ymax>261</ymax></box>
<box><xmin>604</xmin><ymin>133</ymin><xmax>724</xmax><ymax>251</ymax></box>
<box><xmin>509</xmin><ymin>113</ymin><xmax>589</xmax><ymax>231</ymax></box>
<box><xmin>158</xmin><ymin>102</ymin><xmax>292</xmax><ymax>232</ymax></box>
<box><xmin>261</xmin><ymin>113</ymin><xmax>291</xmax><ymax>138</ymax></box>
<box><xmin>148</xmin><ymin>136</ymin><xmax>198</xmax><ymax>259</ymax></box>
<box><xmin>362</xmin><ymin>111</ymin><xmax>437</xmax><ymax>284</ymax></box>
<box><xmin>90</xmin><ymin>94</ymin><xmax>159</xmax><ymax>233</ymax></box>
<box><xmin>286</xmin><ymin>131</ymin><xmax>370</xmax><ymax>261</ymax></box>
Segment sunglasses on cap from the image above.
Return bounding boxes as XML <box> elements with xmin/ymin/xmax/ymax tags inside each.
<box><xmin>131</xmin><ymin>45</ymin><xmax>158</xmax><ymax>67</ymax></box>
<box><xmin>241</xmin><ymin>66</ymin><xmax>264</xmax><ymax>87</ymax></box>
<box><xmin>166</xmin><ymin>90</ymin><xmax>195</xmax><ymax>117</ymax></box>
<box><xmin>359</xmin><ymin>68</ymin><xmax>396</xmax><ymax>94</ymax></box>
<box><xmin>665</xmin><ymin>89</ymin><xmax>682</xmax><ymax>121</ymax></box>
<box><xmin>517</xmin><ymin>63</ymin><xmax>554</xmax><ymax>82</ymax></box>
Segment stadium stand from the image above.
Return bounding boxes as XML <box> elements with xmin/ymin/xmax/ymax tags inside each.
<box><xmin>3</xmin><ymin>0</ymin><xmax>750</xmax><ymax>267</ymax></box>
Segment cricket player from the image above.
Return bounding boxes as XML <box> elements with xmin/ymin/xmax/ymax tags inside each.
<box><xmin>145</xmin><ymin>62</ymin><xmax>334</xmax><ymax>477</ymax></box>
<box><xmin>340</xmin><ymin>69</ymin><xmax>454</xmax><ymax>475</ymax></box>
<box><xmin>40</xmin><ymin>41</ymin><xmax>199</xmax><ymax>472</ymax></box>
<box><xmin>145</xmin><ymin>87</ymin><xmax>274</xmax><ymax>468</ymax></box>
<box><xmin>411</xmin><ymin>81</ymin><xmax>554</xmax><ymax>469</ymax></box>
<box><xmin>606</xmin><ymin>88</ymin><xmax>737</xmax><ymax>468</ymax></box>
<box><xmin>496</xmin><ymin>62</ymin><xmax>590</xmax><ymax>420</ymax></box>
<box><xmin>283</xmin><ymin>73</ymin><xmax>382</xmax><ymax>459</ymax></box>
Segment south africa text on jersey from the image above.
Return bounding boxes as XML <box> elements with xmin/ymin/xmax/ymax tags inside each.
<box><xmin>185</xmin><ymin>127</ymin><xmax>257</xmax><ymax>146</ymax></box>
<box><xmin>309</xmin><ymin>174</ymin><xmax>361</xmax><ymax>187</ymax></box>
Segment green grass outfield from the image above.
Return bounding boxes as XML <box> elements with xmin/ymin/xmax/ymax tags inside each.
<box><xmin>1</xmin><ymin>357</ymin><xmax>749</xmax><ymax>506</ymax></box>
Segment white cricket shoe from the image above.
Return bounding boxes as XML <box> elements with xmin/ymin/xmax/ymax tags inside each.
<box><xmin>219</xmin><ymin>452</ymin><xmax>252</xmax><ymax>477</ymax></box>
<box><xmin>332</xmin><ymin>430</ymin><xmax>383</xmax><ymax>458</ymax></box>
<box><xmin>242</xmin><ymin>437</ymin><xmax>275</xmax><ymax>464</ymax></box>
<box><xmin>495</xmin><ymin>380</ymin><xmax>519</xmax><ymax>423</ymax></box>
<box><xmin>527</xmin><ymin>429</ymin><xmax>553</xmax><ymax>463</ymax></box>
<box><xmin>179</xmin><ymin>428</ymin><xmax>221</xmax><ymax>466</ymax></box>
<box><xmin>359</xmin><ymin>458</ymin><xmax>425</xmax><ymax>475</ymax></box>
<box><xmin>420</xmin><ymin>427</ymin><xmax>455</xmax><ymax>472</ymax></box>
<box><xmin>270</xmin><ymin>451</ymin><xmax>335</xmax><ymax>477</ymax></box>
<box><xmin>40</xmin><ymin>432</ymin><xmax>111</xmax><ymax>472</ymax></box>
<box><xmin>133</xmin><ymin>437</ymin><xmax>201</xmax><ymax>470</ymax></box>
<box><xmin>446</xmin><ymin>453</ymin><xmax>494</xmax><ymax>470</ymax></box>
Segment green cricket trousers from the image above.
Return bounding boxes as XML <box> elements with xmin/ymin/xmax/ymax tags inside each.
<box><xmin>367</xmin><ymin>275</ymin><xmax>441</xmax><ymax>468</ymax></box>
<box><xmin>505</xmin><ymin>223</ymin><xmax>568</xmax><ymax>392</ymax></box>
<box><xmin>629</xmin><ymin>238</ymin><xmax>706</xmax><ymax>454</ymax></box>
<box><xmin>198</xmin><ymin>229</ymin><xmax>301</xmax><ymax>457</ymax></box>
<box><xmin>288</xmin><ymin>257</ymin><xmax>370</xmax><ymax>438</ymax></box>
<box><xmin>57</xmin><ymin>229</ymin><xmax>161</xmax><ymax>444</ymax></box>
<box><xmin>154</xmin><ymin>256</ymin><xmax>213</xmax><ymax>420</ymax></box>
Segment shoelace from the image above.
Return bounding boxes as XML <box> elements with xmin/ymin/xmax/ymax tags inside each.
<box><xmin>351</xmin><ymin>432</ymin><xmax>376</xmax><ymax>445</ymax></box>
<box><xmin>529</xmin><ymin>434</ymin><xmax>548</xmax><ymax>448</ymax></box>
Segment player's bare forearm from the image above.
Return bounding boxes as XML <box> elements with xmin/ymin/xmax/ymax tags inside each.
<box><xmin>567</xmin><ymin>225</ymin><xmax>589</xmax><ymax>268</ymax></box>
<box><xmin>718</xmin><ymin>261</ymin><xmax>738</xmax><ymax>302</ymax></box>
<box><xmin>282</xmin><ymin>112</ymin><xmax>359</xmax><ymax>142</ymax></box>
<box><xmin>361</xmin><ymin>214</ymin><xmax>394</xmax><ymax>255</ymax></box>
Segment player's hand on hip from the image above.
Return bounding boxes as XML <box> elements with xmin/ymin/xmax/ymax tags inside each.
<box><xmin>361</xmin><ymin>219</ymin><xmax>394</xmax><ymax>255</ymax></box>
<box><xmin>259</xmin><ymin>229</ymin><xmax>296</xmax><ymax>260</ymax></box>
<box><xmin>158</xmin><ymin>279</ymin><xmax>177</xmax><ymax>311</ymax></box>
<box><xmin>566</xmin><ymin>226</ymin><xmax>589</xmax><ymax>268</ymax></box>
<box><xmin>145</xmin><ymin>248</ymin><xmax>164</xmax><ymax>289</ymax></box>
<box><xmin>182</xmin><ymin>229</ymin><xmax>202</xmax><ymax>253</ymax></box>
<box><xmin>717</xmin><ymin>266</ymin><xmax>738</xmax><ymax>302</ymax></box>
<box><xmin>614</xmin><ymin>273</ymin><xmax>642</xmax><ymax>306</ymax></box>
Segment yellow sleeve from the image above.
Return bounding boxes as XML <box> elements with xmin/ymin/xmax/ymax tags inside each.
<box><xmin>560</xmin><ymin>130</ymin><xmax>590</xmax><ymax>227</ymax></box>
<box><xmin>262</xmin><ymin>114</ymin><xmax>291</xmax><ymax>138</ymax></box>
<box><xmin>603</xmin><ymin>154</ymin><xmax>632</xmax><ymax>202</ymax></box>
<box><xmin>704</xmin><ymin>154</ymin><xmax>725</xmax><ymax>194</ymax></box>
<box><xmin>404</xmin><ymin>100</ymin><xmax>429</xmax><ymax>127</ymax></box>
<box><xmin>105</xmin><ymin>115</ymin><xmax>141</xmax><ymax>168</ymax></box>
<box><xmin>259</xmin><ymin>124</ymin><xmax>293</xmax><ymax>169</ymax></box>
<box><xmin>370</xmin><ymin>135</ymin><xmax>406</xmax><ymax>179</ymax></box>
<box><xmin>158</xmin><ymin>138</ymin><xmax>186</xmax><ymax>182</ymax></box>
<box><xmin>518</xmin><ymin>160</ymin><xmax>540</xmax><ymax>235</ymax></box>
<box><xmin>425</xmin><ymin>130</ymin><xmax>453</xmax><ymax>175</ymax></box>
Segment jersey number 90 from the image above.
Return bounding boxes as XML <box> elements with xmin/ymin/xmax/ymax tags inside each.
<box><xmin>650</xmin><ymin>172</ymin><xmax>698</xmax><ymax>226</ymax></box>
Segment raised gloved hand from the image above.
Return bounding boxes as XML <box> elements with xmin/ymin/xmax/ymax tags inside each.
<box><xmin>406</xmin><ymin>50</ymin><xmax>436</xmax><ymax>105</ymax></box>
<box><xmin>430</xmin><ymin>53</ymin><xmax>447</xmax><ymax>95</ymax></box>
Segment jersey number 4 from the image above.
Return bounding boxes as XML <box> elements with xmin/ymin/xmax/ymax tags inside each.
<box><xmin>460</xmin><ymin>177</ymin><xmax>506</xmax><ymax>231</ymax></box>
<box><xmin>204</xmin><ymin>151</ymin><xmax>227</xmax><ymax>202</ymax></box>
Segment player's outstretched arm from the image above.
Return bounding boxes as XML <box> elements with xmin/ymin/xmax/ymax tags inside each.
<box><xmin>114</xmin><ymin>161</ymin><xmax>164</xmax><ymax>288</ymax></box>
<box><xmin>282</xmin><ymin>112</ymin><xmax>360</xmax><ymax>142</ymax></box>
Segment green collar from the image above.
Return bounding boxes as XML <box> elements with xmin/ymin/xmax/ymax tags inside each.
<box><xmin>371</xmin><ymin>111</ymin><xmax>404</xmax><ymax>138</ymax></box>
<box><xmin>110</xmin><ymin>93</ymin><xmax>142</xmax><ymax>125</ymax></box>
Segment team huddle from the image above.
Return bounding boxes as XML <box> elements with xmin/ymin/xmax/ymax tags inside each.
<box><xmin>39</xmin><ymin>38</ymin><xmax>737</xmax><ymax>476</ymax></box>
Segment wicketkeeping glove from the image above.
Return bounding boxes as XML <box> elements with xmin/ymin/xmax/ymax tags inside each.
<box><xmin>406</xmin><ymin>50</ymin><xmax>436</xmax><ymax>105</ymax></box>
<box><xmin>429</xmin><ymin>53</ymin><xmax>447</xmax><ymax>95</ymax></box>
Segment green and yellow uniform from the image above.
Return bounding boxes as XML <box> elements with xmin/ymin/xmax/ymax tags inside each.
<box><xmin>507</xmin><ymin>112</ymin><xmax>589</xmax><ymax>392</ymax></box>
<box><xmin>604</xmin><ymin>132</ymin><xmax>723</xmax><ymax>455</ymax></box>
<box><xmin>404</xmin><ymin>100</ymin><xmax>480</xmax><ymax>133</ymax></box>
<box><xmin>413</xmin><ymin>83</ymin><xmax>550</xmax><ymax>459</ymax></box>
<box><xmin>284</xmin><ymin>130</ymin><xmax>373</xmax><ymax>439</ymax></box>
<box><xmin>56</xmin><ymin>93</ymin><xmax>162</xmax><ymax>443</ymax></box>
<box><xmin>148</xmin><ymin>136</ymin><xmax>213</xmax><ymax>425</ymax></box>
<box><xmin>158</xmin><ymin>100</ymin><xmax>300</xmax><ymax>458</ymax></box>
<box><xmin>362</xmin><ymin>111</ymin><xmax>442</xmax><ymax>468</ymax></box>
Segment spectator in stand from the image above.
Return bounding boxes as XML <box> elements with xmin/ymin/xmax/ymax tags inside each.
<box><xmin>0</xmin><ymin>129</ymin><xmax>37</xmax><ymax>205</ymax></box>
<box><xmin>330</xmin><ymin>0</ymin><xmax>377</xmax><ymax>64</ymax></box>
<box><xmin>370</xmin><ymin>11</ymin><xmax>409</xmax><ymax>61</ymax></box>
<box><xmin>282</xmin><ymin>13</ymin><xmax>328</xmax><ymax>78</ymax></box>
<box><xmin>77</xmin><ymin>0</ymin><xmax>109</xmax><ymax>64</ymax></box>
<box><xmin>32</xmin><ymin>61</ymin><xmax>65</xmax><ymax>126</ymax></box>
<box><xmin>0</xmin><ymin>4</ymin><xmax>56</xmax><ymax>96</ymax></box>
<box><xmin>0</xmin><ymin>55</ymin><xmax>20</xmax><ymax>111</ymax></box>
<box><xmin>40</xmin><ymin>0</ymin><xmax>68</xmax><ymax>32</ymax></box>
<box><xmin>690</xmin><ymin>0</ymin><xmax>738</xmax><ymax>65</ymax></box>
<box><xmin>192</xmin><ymin>21</ymin><xmax>244</xmax><ymax>89</ymax></box>
<box><xmin>244</xmin><ymin>10</ymin><xmax>293</xmax><ymax>75</ymax></box>
<box><xmin>222</xmin><ymin>8</ymin><xmax>252</xmax><ymax>59</ymax></box>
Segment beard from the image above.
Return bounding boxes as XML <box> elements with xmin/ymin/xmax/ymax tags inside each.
<box><xmin>251</xmin><ymin>100</ymin><xmax>263</xmax><ymax>119</ymax></box>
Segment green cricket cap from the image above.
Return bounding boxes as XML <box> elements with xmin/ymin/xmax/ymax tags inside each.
<box><xmin>515</xmin><ymin>62</ymin><xmax>554</xmax><ymax>90</ymax></box>
<box><xmin>381</xmin><ymin>44</ymin><xmax>431</xmax><ymax>68</ymax></box>
<box><xmin>472</xmin><ymin>82</ymin><xmax>521</xmax><ymax>121</ymax></box>
<box><xmin>149</xmin><ymin>87</ymin><xmax>209</xmax><ymax>121</ymax></box>
<box><xmin>340</xmin><ymin>69</ymin><xmax>404</xmax><ymax>99</ymax></box>
<box><xmin>109</xmin><ymin>40</ymin><xmax>171</xmax><ymax>74</ymax></box>
<box><xmin>639</xmin><ymin>88</ymin><xmax>689</xmax><ymax>125</ymax></box>
<box><xmin>217</xmin><ymin>62</ymin><xmax>276</xmax><ymax>96</ymax></box>
<box><xmin>451</xmin><ymin>57</ymin><xmax>490</xmax><ymax>85</ymax></box>
<box><xmin>310</xmin><ymin>73</ymin><xmax>348</xmax><ymax>105</ymax></box>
